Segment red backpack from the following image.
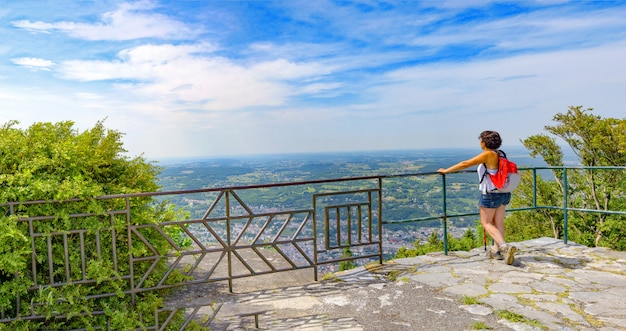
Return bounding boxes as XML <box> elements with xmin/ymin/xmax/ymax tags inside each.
<box><xmin>481</xmin><ymin>150</ymin><xmax>521</xmax><ymax>193</ymax></box>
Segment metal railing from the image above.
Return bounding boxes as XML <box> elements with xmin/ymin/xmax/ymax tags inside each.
<box><xmin>1</xmin><ymin>165</ymin><xmax>624</xmax><ymax>329</ymax></box>
<box><xmin>436</xmin><ymin>166</ymin><xmax>626</xmax><ymax>252</ymax></box>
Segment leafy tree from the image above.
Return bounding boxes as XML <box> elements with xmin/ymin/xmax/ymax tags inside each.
<box><xmin>511</xmin><ymin>106</ymin><xmax>626</xmax><ymax>249</ymax></box>
<box><xmin>0</xmin><ymin>120</ymin><xmax>194</xmax><ymax>330</ymax></box>
<box><xmin>453</xmin><ymin>226</ymin><xmax>479</xmax><ymax>251</ymax></box>
<box><xmin>506</xmin><ymin>171</ymin><xmax>565</xmax><ymax>242</ymax></box>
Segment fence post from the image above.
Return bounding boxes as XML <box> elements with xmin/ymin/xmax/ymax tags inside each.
<box><xmin>225</xmin><ymin>190</ymin><xmax>233</xmax><ymax>292</ymax></box>
<box><xmin>441</xmin><ymin>174</ymin><xmax>448</xmax><ymax>255</ymax></box>
<box><xmin>125</xmin><ymin>196</ymin><xmax>135</xmax><ymax>306</ymax></box>
<box><xmin>532</xmin><ymin>168</ymin><xmax>538</xmax><ymax>208</ymax></box>
<box><xmin>562</xmin><ymin>167</ymin><xmax>569</xmax><ymax>244</ymax></box>
<box><xmin>377</xmin><ymin>177</ymin><xmax>383</xmax><ymax>265</ymax></box>
<box><xmin>312</xmin><ymin>193</ymin><xmax>318</xmax><ymax>281</ymax></box>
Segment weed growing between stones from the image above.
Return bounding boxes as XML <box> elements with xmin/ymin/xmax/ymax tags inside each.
<box><xmin>496</xmin><ymin>310</ymin><xmax>544</xmax><ymax>329</ymax></box>
<box><xmin>462</xmin><ymin>295</ymin><xmax>481</xmax><ymax>305</ymax></box>
<box><xmin>472</xmin><ymin>321</ymin><xmax>493</xmax><ymax>330</ymax></box>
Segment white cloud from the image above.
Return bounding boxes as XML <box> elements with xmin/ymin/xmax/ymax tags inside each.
<box><xmin>298</xmin><ymin>82</ymin><xmax>345</xmax><ymax>96</ymax></box>
<box><xmin>11</xmin><ymin>0</ymin><xmax>196</xmax><ymax>41</ymax></box>
<box><xmin>354</xmin><ymin>40</ymin><xmax>626</xmax><ymax>151</ymax></box>
<box><xmin>11</xmin><ymin>57</ymin><xmax>55</xmax><ymax>71</ymax></box>
<box><xmin>75</xmin><ymin>92</ymin><xmax>104</xmax><ymax>100</ymax></box>
<box><xmin>3</xmin><ymin>0</ymin><xmax>626</xmax><ymax>159</ymax></box>
<box><xmin>11</xmin><ymin>20</ymin><xmax>54</xmax><ymax>34</ymax></box>
<box><xmin>57</xmin><ymin>43</ymin><xmax>337</xmax><ymax>111</ymax></box>
<box><xmin>0</xmin><ymin>92</ymin><xmax>25</xmax><ymax>101</ymax></box>
<box><xmin>410</xmin><ymin>6</ymin><xmax>626</xmax><ymax>52</ymax></box>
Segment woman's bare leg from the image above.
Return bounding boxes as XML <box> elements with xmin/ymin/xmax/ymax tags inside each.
<box><xmin>480</xmin><ymin>206</ymin><xmax>504</xmax><ymax>247</ymax></box>
<box><xmin>494</xmin><ymin>204</ymin><xmax>507</xmax><ymax>243</ymax></box>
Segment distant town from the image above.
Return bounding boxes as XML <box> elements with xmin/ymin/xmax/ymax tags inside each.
<box><xmin>156</xmin><ymin>148</ymin><xmax>549</xmax><ymax>269</ymax></box>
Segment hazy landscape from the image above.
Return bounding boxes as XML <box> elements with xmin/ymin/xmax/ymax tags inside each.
<box><xmin>156</xmin><ymin>147</ymin><xmax>553</xmax><ymax>259</ymax></box>
<box><xmin>157</xmin><ymin>146</ymin><xmax>549</xmax><ymax>188</ymax></box>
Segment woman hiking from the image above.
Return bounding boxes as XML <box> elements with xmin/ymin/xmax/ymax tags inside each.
<box><xmin>437</xmin><ymin>130</ymin><xmax>517</xmax><ymax>265</ymax></box>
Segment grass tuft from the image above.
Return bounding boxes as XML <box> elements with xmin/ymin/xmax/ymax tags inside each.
<box><xmin>462</xmin><ymin>295</ymin><xmax>481</xmax><ymax>305</ymax></box>
<box><xmin>472</xmin><ymin>321</ymin><xmax>493</xmax><ymax>330</ymax></box>
<box><xmin>496</xmin><ymin>310</ymin><xmax>544</xmax><ymax>328</ymax></box>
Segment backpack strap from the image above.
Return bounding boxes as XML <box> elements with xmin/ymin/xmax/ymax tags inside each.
<box><xmin>480</xmin><ymin>149</ymin><xmax>506</xmax><ymax>184</ymax></box>
<box><xmin>480</xmin><ymin>164</ymin><xmax>488</xmax><ymax>184</ymax></box>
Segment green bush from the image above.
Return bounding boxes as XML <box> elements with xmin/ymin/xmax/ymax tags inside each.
<box><xmin>0</xmin><ymin>120</ymin><xmax>193</xmax><ymax>330</ymax></box>
<box><xmin>394</xmin><ymin>226</ymin><xmax>484</xmax><ymax>258</ymax></box>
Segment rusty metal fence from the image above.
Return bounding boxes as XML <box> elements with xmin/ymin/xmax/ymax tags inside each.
<box><xmin>0</xmin><ymin>176</ymin><xmax>385</xmax><ymax>329</ymax></box>
<box><xmin>2</xmin><ymin>166</ymin><xmax>624</xmax><ymax>329</ymax></box>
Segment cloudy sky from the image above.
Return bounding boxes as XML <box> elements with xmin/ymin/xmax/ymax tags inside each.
<box><xmin>1</xmin><ymin>0</ymin><xmax>625</xmax><ymax>160</ymax></box>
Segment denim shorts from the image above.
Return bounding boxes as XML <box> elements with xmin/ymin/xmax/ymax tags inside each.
<box><xmin>478</xmin><ymin>192</ymin><xmax>511</xmax><ymax>208</ymax></box>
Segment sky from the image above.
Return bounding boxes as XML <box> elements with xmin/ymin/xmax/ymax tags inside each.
<box><xmin>1</xmin><ymin>0</ymin><xmax>625</xmax><ymax>160</ymax></box>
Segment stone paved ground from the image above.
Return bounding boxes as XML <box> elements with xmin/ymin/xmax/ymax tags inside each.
<box><xmin>164</xmin><ymin>237</ymin><xmax>626</xmax><ymax>330</ymax></box>
<box><xmin>387</xmin><ymin>237</ymin><xmax>626</xmax><ymax>331</ymax></box>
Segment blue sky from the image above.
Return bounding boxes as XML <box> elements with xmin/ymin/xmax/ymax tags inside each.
<box><xmin>1</xmin><ymin>0</ymin><xmax>625</xmax><ymax>160</ymax></box>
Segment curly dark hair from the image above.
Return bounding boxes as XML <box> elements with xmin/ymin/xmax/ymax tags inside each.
<box><xmin>479</xmin><ymin>131</ymin><xmax>502</xmax><ymax>149</ymax></box>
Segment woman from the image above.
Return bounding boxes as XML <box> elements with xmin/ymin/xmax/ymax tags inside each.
<box><xmin>437</xmin><ymin>130</ymin><xmax>517</xmax><ymax>265</ymax></box>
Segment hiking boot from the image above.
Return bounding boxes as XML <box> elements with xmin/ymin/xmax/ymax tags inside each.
<box><xmin>499</xmin><ymin>244</ymin><xmax>517</xmax><ymax>265</ymax></box>
<box><xmin>486</xmin><ymin>249</ymin><xmax>503</xmax><ymax>260</ymax></box>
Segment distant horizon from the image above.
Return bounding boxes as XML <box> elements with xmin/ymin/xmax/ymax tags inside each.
<box><xmin>152</xmin><ymin>145</ymin><xmax>530</xmax><ymax>164</ymax></box>
<box><xmin>153</xmin><ymin>144</ymin><xmax>584</xmax><ymax>168</ymax></box>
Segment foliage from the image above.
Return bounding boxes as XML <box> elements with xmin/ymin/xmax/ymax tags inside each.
<box><xmin>462</xmin><ymin>295</ymin><xmax>481</xmax><ymax>305</ymax></box>
<box><xmin>0</xmin><ymin>121</ymin><xmax>194</xmax><ymax>329</ymax></box>
<box><xmin>505</xmin><ymin>171</ymin><xmax>565</xmax><ymax>242</ymax></box>
<box><xmin>472</xmin><ymin>321</ymin><xmax>493</xmax><ymax>330</ymax></box>
<box><xmin>496</xmin><ymin>310</ymin><xmax>543</xmax><ymax>328</ymax></box>
<box><xmin>394</xmin><ymin>226</ymin><xmax>484</xmax><ymax>258</ymax></box>
<box><xmin>512</xmin><ymin>106</ymin><xmax>626</xmax><ymax>250</ymax></box>
<box><xmin>338</xmin><ymin>247</ymin><xmax>357</xmax><ymax>271</ymax></box>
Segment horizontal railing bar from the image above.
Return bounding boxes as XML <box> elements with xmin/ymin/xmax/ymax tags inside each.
<box><xmin>15</xmin><ymin>211</ymin><xmax>125</xmax><ymax>222</ymax></box>
<box><xmin>3</xmin><ymin>166</ymin><xmax>624</xmax><ymax>208</ymax></box>
<box><xmin>0</xmin><ymin>172</ymin><xmax>445</xmax><ymax>207</ymax></box>
<box><xmin>314</xmin><ymin>188</ymin><xmax>379</xmax><ymax>197</ymax></box>
<box><xmin>323</xmin><ymin>202</ymin><xmax>370</xmax><ymax>209</ymax></box>
<box><xmin>25</xmin><ymin>278</ymin><xmax>124</xmax><ymax>290</ymax></box>
<box><xmin>526</xmin><ymin>166</ymin><xmax>626</xmax><ymax>170</ymax></box>
<box><xmin>315</xmin><ymin>253</ymin><xmax>381</xmax><ymax>266</ymax></box>
<box><xmin>382</xmin><ymin>215</ymin><xmax>442</xmax><ymax>224</ymax></box>
<box><xmin>565</xmin><ymin>207</ymin><xmax>626</xmax><ymax>215</ymax></box>
<box><xmin>384</xmin><ymin>205</ymin><xmax>626</xmax><ymax>226</ymax></box>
